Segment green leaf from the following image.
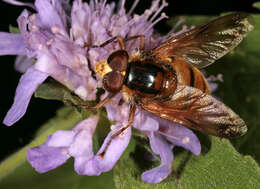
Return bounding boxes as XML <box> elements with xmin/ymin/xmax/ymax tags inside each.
<box><xmin>34</xmin><ymin>79</ymin><xmax>86</xmax><ymax>105</ymax></box>
<box><xmin>170</xmin><ymin>14</ymin><xmax>260</xmax><ymax>164</ymax></box>
<box><xmin>34</xmin><ymin>79</ymin><xmax>105</xmax><ymax>117</ymax></box>
<box><xmin>253</xmin><ymin>2</ymin><xmax>260</xmax><ymax>10</ymax></box>
<box><xmin>114</xmin><ymin>137</ymin><xmax>260</xmax><ymax>189</ymax></box>
<box><xmin>9</xmin><ymin>25</ymin><xmax>20</xmax><ymax>33</ymax></box>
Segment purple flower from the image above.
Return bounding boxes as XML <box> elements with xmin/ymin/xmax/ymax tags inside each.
<box><xmin>2</xmin><ymin>0</ymin><xmax>97</xmax><ymax>126</ymax></box>
<box><xmin>0</xmin><ymin>0</ymin><xmax>212</xmax><ymax>184</ymax></box>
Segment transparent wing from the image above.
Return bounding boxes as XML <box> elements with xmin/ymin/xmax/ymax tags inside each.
<box><xmin>152</xmin><ymin>13</ymin><xmax>254</xmax><ymax>68</ymax></box>
<box><xmin>137</xmin><ymin>85</ymin><xmax>247</xmax><ymax>138</ymax></box>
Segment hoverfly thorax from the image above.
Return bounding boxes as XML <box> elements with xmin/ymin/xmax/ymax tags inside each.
<box><xmin>124</xmin><ymin>57</ymin><xmax>178</xmax><ymax>100</ymax></box>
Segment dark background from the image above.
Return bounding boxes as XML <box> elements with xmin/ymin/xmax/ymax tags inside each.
<box><xmin>0</xmin><ymin>0</ymin><xmax>259</xmax><ymax>160</ymax></box>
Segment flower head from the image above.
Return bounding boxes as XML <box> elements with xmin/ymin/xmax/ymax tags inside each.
<box><xmin>1</xmin><ymin>0</ymin><xmax>207</xmax><ymax>184</ymax></box>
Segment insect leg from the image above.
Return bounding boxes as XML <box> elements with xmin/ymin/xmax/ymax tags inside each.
<box><xmin>97</xmin><ymin>104</ymin><xmax>136</xmax><ymax>158</ymax></box>
<box><xmin>99</xmin><ymin>36</ymin><xmax>125</xmax><ymax>49</ymax></box>
<box><xmin>85</xmin><ymin>35</ymin><xmax>145</xmax><ymax>50</ymax></box>
<box><xmin>85</xmin><ymin>36</ymin><xmax>125</xmax><ymax>50</ymax></box>
<box><xmin>68</xmin><ymin>93</ymin><xmax>116</xmax><ymax>110</ymax></box>
<box><xmin>124</xmin><ymin>35</ymin><xmax>145</xmax><ymax>50</ymax></box>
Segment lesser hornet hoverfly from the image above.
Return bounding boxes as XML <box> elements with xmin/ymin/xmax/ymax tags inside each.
<box><xmin>79</xmin><ymin>13</ymin><xmax>253</xmax><ymax>146</ymax></box>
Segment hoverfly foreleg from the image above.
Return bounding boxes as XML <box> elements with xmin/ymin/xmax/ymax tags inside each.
<box><xmin>68</xmin><ymin>93</ymin><xmax>116</xmax><ymax>110</ymax></box>
<box><xmin>97</xmin><ymin>104</ymin><xmax>136</xmax><ymax>159</ymax></box>
<box><xmin>84</xmin><ymin>35</ymin><xmax>145</xmax><ymax>51</ymax></box>
<box><xmin>99</xmin><ymin>36</ymin><xmax>125</xmax><ymax>50</ymax></box>
<box><xmin>84</xmin><ymin>36</ymin><xmax>125</xmax><ymax>50</ymax></box>
<box><xmin>124</xmin><ymin>35</ymin><xmax>145</xmax><ymax>50</ymax></box>
<box><xmin>85</xmin><ymin>36</ymin><xmax>125</xmax><ymax>50</ymax></box>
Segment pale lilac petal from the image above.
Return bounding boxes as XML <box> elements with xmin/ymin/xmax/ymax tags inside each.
<box><xmin>69</xmin><ymin>130</ymin><xmax>94</xmax><ymax>157</ymax></box>
<box><xmin>15</xmin><ymin>56</ymin><xmax>34</xmax><ymax>73</ymax></box>
<box><xmin>133</xmin><ymin>111</ymin><xmax>159</xmax><ymax>131</ymax></box>
<box><xmin>158</xmin><ymin>120</ymin><xmax>201</xmax><ymax>156</ymax></box>
<box><xmin>17</xmin><ymin>10</ymin><xmax>30</xmax><ymax>43</ymax></box>
<box><xmin>94</xmin><ymin>125</ymin><xmax>132</xmax><ymax>172</ymax></box>
<box><xmin>27</xmin><ymin>136</ymin><xmax>70</xmax><ymax>173</ymax></box>
<box><xmin>71</xmin><ymin>0</ymin><xmax>92</xmax><ymax>39</ymax></box>
<box><xmin>34</xmin><ymin>54</ymin><xmax>60</xmax><ymax>75</ymax></box>
<box><xmin>103</xmin><ymin>95</ymin><xmax>123</xmax><ymax>121</ymax></box>
<box><xmin>35</xmin><ymin>0</ymin><xmax>65</xmax><ymax>30</ymax></box>
<box><xmin>69</xmin><ymin>115</ymin><xmax>99</xmax><ymax>157</ymax></box>
<box><xmin>142</xmin><ymin>132</ymin><xmax>173</xmax><ymax>184</ymax></box>
<box><xmin>35</xmin><ymin>52</ymin><xmax>97</xmax><ymax>101</ymax></box>
<box><xmin>104</xmin><ymin>97</ymin><xmax>129</xmax><ymax>123</ymax></box>
<box><xmin>207</xmin><ymin>74</ymin><xmax>223</xmax><ymax>93</ymax></box>
<box><xmin>72</xmin><ymin>115</ymin><xmax>100</xmax><ymax>175</ymax></box>
<box><xmin>73</xmin><ymin>115</ymin><xmax>99</xmax><ymax>132</ymax></box>
<box><xmin>209</xmin><ymin>82</ymin><xmax>218</xmax><ymax>93</ymax></box>
<box><xmin>0</xmin><ymin>32</ymin><xmax>27</xmax><ymax>55</ymax></box>
<box><xmin>74</xmin><ymin>157</ymin><xmax>101</xmax><ymax>176</ymax></box>
<box><xmin>3</xmin><ymin>0</ymin><xmax>35</xmax><ymax>9</ymax></box>
<box><xmin>3</xmin><ymin>68</ymin><xmax>48</xmax><ymax>126</ymax></box>
<box><xmin>28</xmin><ymin>115</ymin><xmax>99</xmax><ymax>174</ymax></box>
<box><xmin>50</xmin><ymin>0</ymin><xmax>70</xmax><ymax>29</ymax></box>
<box><xmin>75</xmin><ymin>124</ymin><xmax>132</xmax><ymax>175</ymax></box>
<box><xmin>47</xmin><ymin>130</ymin><xmax>75</xmax><ymax>147</ymax></box>
<box><xmin>142</xmin><ymin>165</ymin><xmax>172</xmax><ymax>184</ymax></box>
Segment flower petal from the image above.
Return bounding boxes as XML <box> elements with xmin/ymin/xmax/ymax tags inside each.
<box><xmin>35</xmin><ymin>0</ymin><xmax>65</xmax><ymax>30</ymax></box>
<box><xmin>72</xmin><ymin>115</ymin><xmax>101</xmax><ymax>175</ymax></box>
<box><xmin>27</xmin><ymin>136</ymin><xmax>70</xmax><ymax>173</ymax></box>
<box><xmin>0</xmin><ymin>32</ymin><xmax>27</xmax><ymax>55</ymax></box>
<box><xmin>75</xmin><ymin>124</ymin><xmax>132</xmax><ymax>175</ymax></box>
<box><xmin>28</xmin><ymin>115</ymin><xmax>99</xmax><ymax>174</ymax></box>
<box><xmin>69</xmin><ymin>115</ymin><xmax>99</xmax><ymax>157</ymax></box>
<box><xmin>2</xmin><ymin>0</ymin><xmax>35</xmax><ymax>9</ymax></box>
<box><xmin>3</xmin><ymin>67</ymin><xmax>48</xmax><ymax>126</ymax></box>
<box><xmin>47</xmin><ymin>130</ymin><xmax>76</xmax><ymax>147</ymax></box>
<box><xmin>94</xmin><ymin>125</ymin><xmax>132</xmax><ymax>172</ymax></box>
<box><xmin>74</xmin><ymin>157</ymin><xmax>101</xmax><ymax>176</ymax></box>
<box><xmin>35</xmin><ymin>52</ymin><xmax>97</xmax><ymax>101</ymax></box>
<box><xmin>158</xmin><ymin>120</ymin><xmax>201</xmax><ymax>156</ymax></box>
<box><xmin>142</xmin><ymin>132</ymin><xmax>173</xmax><ymax>184</ymax></box>
<box><xmin>71</xmin><ymin>0</ymin><xmax>92</xmax><ymax>39</ymax></box>
<box><xmin>133</xmin><ymin>111</ymin><xmax>159</xmax><ymax>131</ymax></box>
<box><xmin>103</xmin><ymin>95</ymin><xmax>124</xmax><ymax>121</ymax></box>
<box><xmin>15</xmin><ymin>56</ymin><xmax>34</xmax><ymax>73</ymax></box>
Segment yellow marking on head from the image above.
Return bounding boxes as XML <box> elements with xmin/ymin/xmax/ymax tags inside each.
<box><xmin>95</xmin><ymin>60</ymin><xmax>112</xmax><ymax>77</ymax></box>
<box><xmin>121</xmin><ymin>71</ymin><xmax>126</xmax><ymax>76</ymax></box>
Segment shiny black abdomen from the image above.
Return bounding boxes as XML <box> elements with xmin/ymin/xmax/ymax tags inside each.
<box><xmin>124</xmin><ymin>62</ymin><xmax>163</xmax><ymax>94</ymax></box>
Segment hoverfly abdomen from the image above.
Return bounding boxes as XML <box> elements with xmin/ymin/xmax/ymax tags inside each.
<box><xmin>124</xmin><ymin>62</ymin><xmax>164</xmax><ymax>95</ymax></box>
<box><xmin>172</xmin><ymin>60</ymin><xmax>210</xmax><ymax>94</ymax></box>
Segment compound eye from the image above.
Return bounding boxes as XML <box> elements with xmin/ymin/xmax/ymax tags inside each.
<box><xmin>103</xmin><ymin>71</ymin><xmax>124</xmax><ymax>93</ymax></box>
<box><xmin>107</xmin><ymin>50</ymin><xmax>129</xmax><ymax>72</ymax></box>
